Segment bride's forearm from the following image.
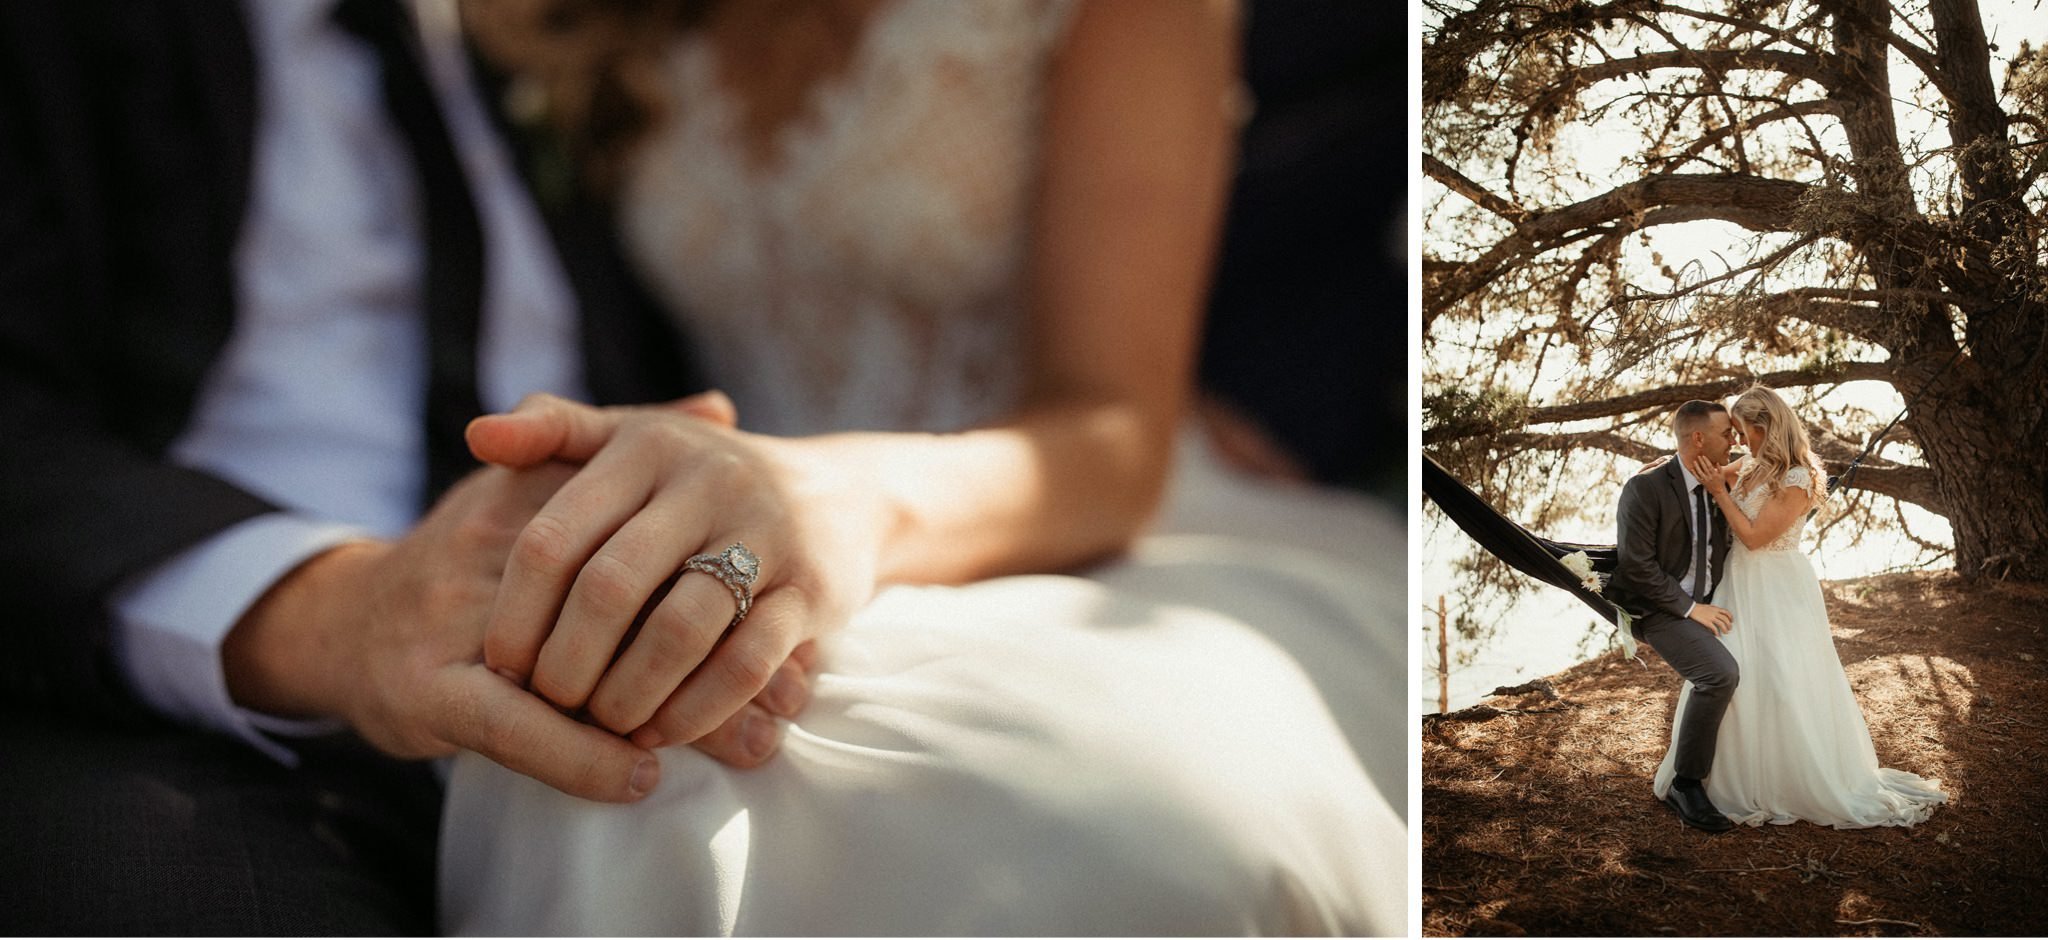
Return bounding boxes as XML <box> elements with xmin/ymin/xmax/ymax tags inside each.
<box><xmin>1708</xmin><ymin>490</ymin><xmax>1763</xmax><ymax>549</ymax></box>
<box><xmin>1710</xmin><ymin>487</ymin><xmax>1803</xmax><ymax>550</ymax></box>
<box><xmin>779</xmin><ymin>396</ymin><xmax>1175</xmax><ymax>586</ymax></box>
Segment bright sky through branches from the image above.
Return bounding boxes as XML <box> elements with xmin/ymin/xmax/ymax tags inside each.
<box><xmin>1420</xmin><ymin>0</ymin><xmax>2045</xmax><ymax>711</ymax></box>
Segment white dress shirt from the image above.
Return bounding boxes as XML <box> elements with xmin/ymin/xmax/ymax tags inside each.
<box><xmin>1678</xmin><ymin>461</ymin><xmax>1708</xmax><ymax>616</ymax></box>
<box><xmin>110</xmin><ymin>0</ymin><xmax>589</xmax><ymax>761</ymax></box>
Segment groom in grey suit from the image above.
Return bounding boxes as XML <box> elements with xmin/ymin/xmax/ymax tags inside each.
<box><xmin>1608</xmin><ymin>400</ymin><xmax>1738</xmax><ymax>832</ymax></box>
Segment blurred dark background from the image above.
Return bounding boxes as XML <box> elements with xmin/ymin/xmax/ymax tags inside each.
<box><xmin>1200</xmin><ymin>1</ymin><xmax>1401</xmax><ymax>499</ymax></box>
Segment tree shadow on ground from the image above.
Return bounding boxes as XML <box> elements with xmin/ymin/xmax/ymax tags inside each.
<box><xmin>1423</xmin><ymin>572</ymin><xmax>2048</xmax><ymax>937</ymax></box>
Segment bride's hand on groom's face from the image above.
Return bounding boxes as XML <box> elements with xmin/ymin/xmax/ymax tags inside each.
<box><xmin>1687</xmin><ymin>455</ymin><xmax>1728</xmax><ymax>496</ymax></box>
<box><xmin>465</xmin><ymin>393</ymin><xmax>879</xmax><ymax>769</ymax></box>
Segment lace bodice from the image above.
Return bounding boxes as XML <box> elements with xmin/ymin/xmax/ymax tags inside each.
<box><xmin>620</xmin><ymin>0</ymin><xmax>1076</xmax><ymax>436</ymax></box>
<box><xmin>1731</xmin><ymin>462</ymin><xmax>1812</xmax><ymax>553</ymax></box>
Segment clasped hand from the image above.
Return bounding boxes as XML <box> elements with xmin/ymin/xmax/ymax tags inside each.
<box><xmin>465</xmin><ymin>392</ymin><xmax>880</xmax><ymax>761</ymax></box>
<box><xmin>230</xmin><ymin>391</ymin><xmax>873</xmax><ymax>804</ymax></box>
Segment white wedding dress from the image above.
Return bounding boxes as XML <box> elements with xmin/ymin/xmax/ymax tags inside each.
<box><xmin>1652</xmin><ymin>464</ymin><xmax>1947</xmax><ymax>828</ymax></box>
<box><xmin>439</xmin><ymin>1</ymin><xmax>1404</xmax><ymax>934</ymax></box>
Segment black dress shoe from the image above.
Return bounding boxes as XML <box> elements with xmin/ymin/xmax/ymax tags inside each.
<box><xmin>1663</xmin><ymin>783</ymin><xmax>1735</xmax><ymax>832</ymax></box>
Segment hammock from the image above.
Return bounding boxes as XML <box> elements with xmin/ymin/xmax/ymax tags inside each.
<box><xmin>1425</xmin><ymin>454</ymin><xmax>1865</xmax><ymax>655</ymax></box>
<box><xmin>1421</xmin><ymin>454</ymin><xmax>1623</xmax><ymax>630</ymax></box>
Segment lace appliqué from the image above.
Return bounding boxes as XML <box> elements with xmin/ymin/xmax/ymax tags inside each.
<box><xmin>621</xmin><ymin>0</ymin><xmax>1078</xmax><ymax>437</ymax></box>
<box><xmin>1733</xmin><ymin>463</ymin><xmax>1812</xmax><ymax>553</ymax></box>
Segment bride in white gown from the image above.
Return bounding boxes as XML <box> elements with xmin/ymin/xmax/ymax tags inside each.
<box><xmin>440</xmin><ymin>0</ymin><xmax>1402</xmax><ymax>933</ymax></box>
<box><xmin>1653</xmin><ymin>386</ymin><xmax>1946</xmax><ymax>829</ymax></box>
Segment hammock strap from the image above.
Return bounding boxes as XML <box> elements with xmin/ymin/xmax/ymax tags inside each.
<box><xmin>1834</xmin><ymin>343</ymin><xmax>1966</xmax><ymax>491</ymax></box>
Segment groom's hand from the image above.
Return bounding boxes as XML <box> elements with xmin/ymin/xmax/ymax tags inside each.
<box><xmin>222</xmin><ymin>463</ymin><xmax>664</xmax><ymax>803</ymax></box>
<box><xmin>1688</xmin><ymin>602</ymin><xmax>1733</xmax><ymax>636</ymax></box>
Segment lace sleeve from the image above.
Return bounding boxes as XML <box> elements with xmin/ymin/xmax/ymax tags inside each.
<box><xmin>1783</xmin><ymin>466</ymin><xmax>1813</xmax><ymax>493</ymax></box>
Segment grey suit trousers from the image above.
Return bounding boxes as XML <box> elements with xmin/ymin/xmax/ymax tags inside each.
<box><xmin>0</xmin><ymin>706</ymin><xmax>441</xmax><ymax>935</ymax></box>
<box><xmin>1637</xmin><ymin>609</ymin><xmax>1740</xmax><ymax>781</ymax></box>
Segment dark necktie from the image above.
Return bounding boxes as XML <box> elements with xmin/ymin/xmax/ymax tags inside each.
<box><xmin>1691</xmin><ymin>484</ymin><xmax>1710</xmax><ymax>600</ymax></box>
<box><xmin>335</xmin><ymin>0</ymin><xmax>487</xmax><ymax>507</ymax></box>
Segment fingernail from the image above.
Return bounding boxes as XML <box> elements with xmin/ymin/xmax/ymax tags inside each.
<box><xmin>629</xmin><ymin>758</ymin><xmax>659</xmax><ymax>797</ymax></box>
<box><xmin>631</xmin><ymin>727</ymin><xmax>665</xmax><ymax>749</ymax></box>
<box><xmin>744</xmin><ymin>715</ymin><xmax>778</xmax><ymax>761</ymax></box>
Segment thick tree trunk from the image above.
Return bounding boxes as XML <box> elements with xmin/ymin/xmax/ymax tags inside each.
<box><xmin>1902</xmin><ymin>368</ymin><xmax>2048</xmax><ymax>581</ymax></box>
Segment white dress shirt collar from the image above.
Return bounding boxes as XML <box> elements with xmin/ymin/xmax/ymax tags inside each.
<box><xmin>1679</xmin><ymin>458</ymin><xmax>1703</xmax><ymax>495</ymax></box>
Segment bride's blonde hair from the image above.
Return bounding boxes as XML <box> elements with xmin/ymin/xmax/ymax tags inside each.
<box><xmin>1728</xmin><ymin>385</ymin><xmax>1828</xmax><ymax>513</ymax></box>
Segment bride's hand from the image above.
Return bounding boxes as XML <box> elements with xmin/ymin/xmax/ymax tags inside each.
<box><xmin>1636</xmin><ymin>454</ymin><xmax>1672</xmax><ymax>475</ymax></box>
<box><xmin>465</xmin><ymin>393</ymin><xmax>880</xmax><ymax>767</ymax></box>
<box><xmin>1688</xmin><ymin>455</ymin><xmax>1729</xmax><ymax>497</ymax></box>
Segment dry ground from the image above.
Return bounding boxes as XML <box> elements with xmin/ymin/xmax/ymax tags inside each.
<box><xmin>1422</xmin><ymin>571</ymin><xmax>2048</xmax><ymax>937</ymax></box>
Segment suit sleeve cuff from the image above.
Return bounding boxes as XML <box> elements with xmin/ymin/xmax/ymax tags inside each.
<box><xmin>109</xmin><ymin>513</ymin><xmax>368</xmax><ymax>765</ymax></box>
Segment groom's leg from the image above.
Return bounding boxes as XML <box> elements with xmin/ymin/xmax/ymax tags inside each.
<box><xmin>1638</xmin><ymin>612</ymin><xmax>1739</xmax><ymax>780</ymax></box>
<box><xmin>0</xmin><ymin>705</ymin><xmax>441</xmax><ymax>935</ymax></box>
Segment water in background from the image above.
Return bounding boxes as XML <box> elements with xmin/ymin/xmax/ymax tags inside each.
<box><xmin>1420</xmin><ymin>507</ymin><xmax>1953</xmax><ymax>714</ymax></box>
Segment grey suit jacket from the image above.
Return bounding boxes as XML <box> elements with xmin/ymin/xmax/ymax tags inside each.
<box><xmin>1607</xmin><ymin>459</ymin><xmax>1732</xmax><ymax>638</ymax></box>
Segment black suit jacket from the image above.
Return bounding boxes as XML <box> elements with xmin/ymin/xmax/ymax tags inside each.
<box><xmin>1607</xmin><ymin>459</ymin><xmax>1732</xmax><ymax>638</ymax></box>
<box><xmin>0</xmin><ymin>0</ymin><xmax>700</xmax><ymax>720</ymax></box>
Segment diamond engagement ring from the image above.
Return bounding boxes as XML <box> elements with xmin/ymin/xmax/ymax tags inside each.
<box><xmin>682</xmin><ymin>542</ymin><xmax>761</xmax><ymax>629</ymax></box>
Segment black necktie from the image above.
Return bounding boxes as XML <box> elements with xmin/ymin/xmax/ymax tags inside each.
<box><xmin>335</xmin><ymin>0</ymin><xmax>487</xmax><ymax>507</ymax></box>
<box><xmin>1691</xmin><ymin>484</ymin><xmax>1710</xmax><ymax>600</ymax></box>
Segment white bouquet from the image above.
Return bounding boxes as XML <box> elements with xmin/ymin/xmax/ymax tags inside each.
<box><xmin>1558</xmin><ymin>550</ymin><xmax>1602</xmax><ymax>593</ymax></box>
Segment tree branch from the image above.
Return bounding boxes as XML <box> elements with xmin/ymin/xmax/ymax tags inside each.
<box><xmin>1569</xmin><ymin>48</ymin><xmax>1835</xmax><ymax>91</ymax></box>
<box><xmin>1820</xmin><ymin>0</ymin><xmax>1958</xmax><ymax>102</ymax></box>
<box><xmin>1651</xmin><ymin>99</ymin><xmax>1840</xmax><ymax>174</ymax></box>
<box><xmin>1423</xmin><ymin>362</ymin><xmax>1895</xmax><ymax>440</ymax></box>
<box><xmin>1443</xmin><ymin>430</ymin><xmax>1945</xmax><ymax>513</ymax></box>
<box><xmin>1425</xmin><ymin>153</ymin><xmax>1529</xmax><ymax>223</ymax></box>
<box><xmin>1488</xmin><ymin>430</ymin><xmax>1667</xmax><ymax>465</ymax></box>
<box><xmin>1827</xmin><ymin>463</ymin><xmax>1946</xmax><ymax>514</ymax></box>
<box><xmin>1736</xmin><ymin>287</ymin><xmax>1984</xmax><ymax>347</ymax></box>
<box><xmin>1642</xmin><ymin>2</ymin><xmax>1826</xmax><ymax>56</ymax></box>
<box><xmin>1426</xmin><ymin>173</ymin><xmax>1813</xmax><ymax>316</ymax></box>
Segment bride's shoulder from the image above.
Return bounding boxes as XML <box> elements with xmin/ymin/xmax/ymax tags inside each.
<box><xmin>1782</xmin><ymin>464</ymin><xmax>1814</xmax><ymax>490</ymax></box>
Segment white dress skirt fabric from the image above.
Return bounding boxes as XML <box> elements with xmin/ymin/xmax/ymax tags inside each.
<box><xmin>1652</xmin><ymin>468</ymin><xmax>1946</xmax><ymax>828</ymax></box>
<box><xmin>440</xmin><ymin>434</ymin><xmax>1407</xmax><ymax>935</ymax></box>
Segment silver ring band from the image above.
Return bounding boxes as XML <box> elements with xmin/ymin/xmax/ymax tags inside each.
<box><xmin>681</xmin><ymin>542</ymin><xmax>760</xmax><ymax>629</ymax></box>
